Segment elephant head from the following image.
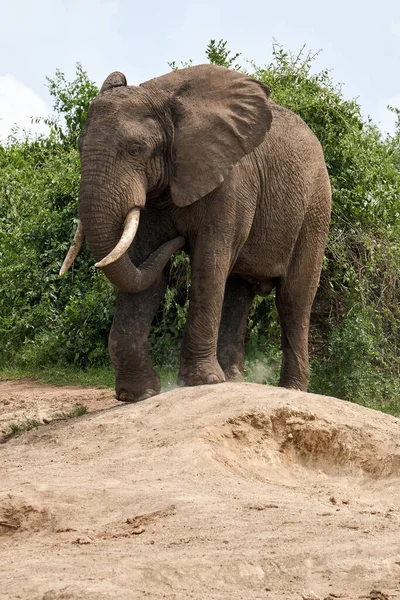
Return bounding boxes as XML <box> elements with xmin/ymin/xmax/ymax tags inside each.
<box><xmin>60</xmin><ymin>64</ymin><xmax>272</xmax><ymax>293</ymax></box>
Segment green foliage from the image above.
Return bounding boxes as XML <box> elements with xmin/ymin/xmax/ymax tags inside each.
<box><xmin>150</xmin><ymin>251</ymin><xmax>191</xmax><ymax>368</ymax></box>
<box><xmin>45</xmin><ymin>63</ymin><xmax>98</xmax><ymax>146</ymax></box>
<box><xmin>205</xmin><ymin>39</ymin><xmax>242</xmax><ymax>70</ymax></box>
<box><xmin>0</xmin><ymin>65</ymin><xmax>113</xmax><ymax>370</ymax></box>
<box><xmin>309</xmin><ymin>310</ymin><xmax>400</xmax><ymax>414</ymax></box>
<box><xmin>169</xmin><ymin>39</ymin><xmax>241</xmax><ymax>71</ymax></box>
<box><xmin>1</xmin><ymin>45</ymin><xmax>400</xmax><ymax>416</ymax></box>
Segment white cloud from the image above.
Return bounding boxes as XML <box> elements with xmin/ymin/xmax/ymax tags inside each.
<box><xmin>0</xmin><ymin>75</ymin><xmax>49</xmax><ymax>142</ymax></box>
<box><xmin>389</xmin><ymin>23</ymin><xmax>400</xmax><ymax>36</ymax></box>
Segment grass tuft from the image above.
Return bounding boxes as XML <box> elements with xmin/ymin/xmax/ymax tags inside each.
<box><xmin>55</xmin><ymin>404</ymin><xmax>88</xmax><ymax>419</ymax></box>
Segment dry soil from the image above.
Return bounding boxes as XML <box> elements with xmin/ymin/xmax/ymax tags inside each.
<box><xmin>0</xmin><ymin>380</ymin><xmax>399</xmax><ymax>600</ymax></box>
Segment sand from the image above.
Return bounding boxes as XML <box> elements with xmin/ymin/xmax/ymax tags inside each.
<box><xmin>1</xmin><ymin>380</ymin><xmax>399</xmax><ymax>599</ymax></box>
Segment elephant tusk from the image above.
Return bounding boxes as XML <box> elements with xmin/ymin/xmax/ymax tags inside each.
<box><xmin>59</xmin><ymin>222</ymin><xmax>85</xmax><ymax>276</ymax></box>
<box><xmin>95</xmin><ymin>208</ymin><xmax>141</xmax><ymax>268</ymax></box>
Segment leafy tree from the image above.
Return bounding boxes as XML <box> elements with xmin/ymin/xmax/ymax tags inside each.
<box><xmin>45</xmin><ymin>63</ymin><xmax>98</xmax><ymax>147</ymax></box>
<box><xmin>205</xmin><ymin>39</ymin><xmax>242</xmax><ymax>70</ymax></box>
<box><xmin>0</xmin><ymin>66</ymin><xmax>112</xmax><ymax>369</ymax></box>
<box><xmin>1</xmin><ymin>44</ymin><xmax>400</xmax><ymax>415</ymax></box>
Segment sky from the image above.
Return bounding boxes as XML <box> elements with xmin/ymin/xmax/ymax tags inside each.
<box><xmin>0</xmin><ymin>0</ymin><xmax>399</xmax><ymax>141</ymax></box>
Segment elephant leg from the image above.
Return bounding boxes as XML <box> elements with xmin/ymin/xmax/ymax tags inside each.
<box><xmin>275</xmin><ymin>220</ymin><xmax>327</xmax><ymax>392</ymax></box>
<box><xmin>177</xmin><ymin>242</ymin><xmax>234</xmax><ymax>387</ymax></box>
<box><xmin>109</xmin><ymin>272</ymin><xmax>168</xmax><ymax>402</ymax></box>
<box><xmin>217</xmin><ymin>276</ymin><xmax>255</xmax><ymax>381</ymax></box>
<box><xmin>108</xmin><ymin>206</ymin><xmax>175</xmax><ymax>402</ymax></box>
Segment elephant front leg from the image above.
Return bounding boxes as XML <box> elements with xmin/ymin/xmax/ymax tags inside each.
<box><xmin>217</xmin><ymin>276</ymin><xmax>255</xmax><ymax>381</ymax></box>
<box><xmin>109</xmin><ymin>273</ymin><xmax>167</xmax><ymax>402</ymax></box>
<box><xmin>178</xmin><ymin>246</ymin><xmax>232</xmax><ymax>387</ymax></box>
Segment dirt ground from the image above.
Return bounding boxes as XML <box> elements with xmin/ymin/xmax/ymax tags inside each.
<box><xmin>0</xmin><ymin>379</ymin><xmax>399</xmax><ymax>600</ymax></box>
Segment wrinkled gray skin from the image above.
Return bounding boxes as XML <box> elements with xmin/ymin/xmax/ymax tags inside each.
<box><xmin>77</xmin><ymin>64</ymin><xmax>331</xmax><ymax>402</ymax></box>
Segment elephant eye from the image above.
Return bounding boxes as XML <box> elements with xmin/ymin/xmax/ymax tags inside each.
<box><xmin>129</xmin><ymin>142</ymin><xmax>144</xmax><ymax>157</ymax></box>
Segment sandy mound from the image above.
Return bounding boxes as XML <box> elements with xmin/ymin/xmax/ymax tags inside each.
<box><xmin>0</xmin><ymin>381</ymin><xmax>399</xmax><ymax>600</ymax></box>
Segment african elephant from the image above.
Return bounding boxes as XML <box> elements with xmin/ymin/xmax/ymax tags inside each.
<box><xmin>60</xmin><ymin>64</ymin><xmax>331</xmax><ymax>401</ymax></box>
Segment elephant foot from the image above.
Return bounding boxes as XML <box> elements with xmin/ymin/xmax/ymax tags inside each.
<box><xmin>223</xmin><ymin>365</ymin><xmax>244</xmax><ymax>382</ymax></box>
<box><xmin>117</xmin><ymin>388</ymin><xmax>160</xmax><ymax>403</ymax></box>
<box><xmin>115</xmin><ymin>372</ymin><xmax>161</xmax><ymax>403</ymax></box>
<box><xmin>278</xmin><ymin>381</ymin><xmax>307</xmax><ymax>392</ymax></box>
<box><xmin>177</xmin><ymin>358</ymin><xmax>225</xmax><ymax>387</ymax></box>
<box><xmin>279</xmin><ymin>372</ymin><xmax>308</xmax><ymax>392</ymax></box>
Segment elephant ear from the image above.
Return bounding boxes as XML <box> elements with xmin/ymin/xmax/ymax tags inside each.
<box><xmin>142</xmin><ymin>64</ymin><xmax>272</xmax><ymax>207</ymax></box>
<box><xmin>100</xmin><ymin>71</ymin><xmax>127</xmax><ymax>93</ymax></box>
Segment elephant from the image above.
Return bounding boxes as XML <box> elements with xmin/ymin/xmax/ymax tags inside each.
<box><xmin>60</xmin><ymin>64</ymin><xmax>331</xmax><ymax>401</ymax></box>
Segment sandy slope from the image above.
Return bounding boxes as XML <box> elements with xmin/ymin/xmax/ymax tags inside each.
<box><xmin>0</xmin><ymin>381</ymin><xmax>399</xmax><ymax>600</ymax></box>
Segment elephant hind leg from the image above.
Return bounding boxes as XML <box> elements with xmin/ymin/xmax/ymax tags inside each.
<box><xmin>217</xmin><ymin>276</ymin><xmax>255</xmax><ymax>382</ymax></box>
<box><xmin>276</xmin><ymin>219</ymin><xmax>328</xmax><ymax>392</ymax></box>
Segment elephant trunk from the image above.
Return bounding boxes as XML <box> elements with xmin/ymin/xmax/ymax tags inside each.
<box><xmin>77</xmin><ymin>176</ymin><xmax>184</xmax><ymax>293</ymax></box>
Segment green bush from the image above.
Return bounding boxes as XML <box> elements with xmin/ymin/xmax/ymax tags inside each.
<box><xmin>1</xmin><ymin>41</ymin><xmax>400</xmax><ymax>415</ymax></box>
<box><xmin>0</xmin><ymin>69</ymin><xmax>112</xmax><ymax>368</ymax></box>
